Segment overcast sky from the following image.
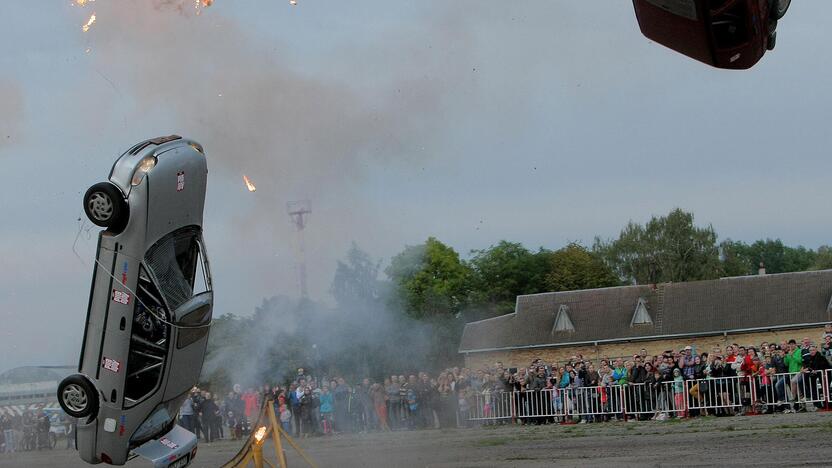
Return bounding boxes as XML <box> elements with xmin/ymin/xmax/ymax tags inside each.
<box><xmin>1</xmin><ymin>1</ymin><xmax>830</xmax><ymax>373</ymax></box>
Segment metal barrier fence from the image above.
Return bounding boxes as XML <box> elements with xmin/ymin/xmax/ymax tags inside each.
<box><xmin>754</xmin><ymin>371</ymin><xmax>827</xmax><ymax>410</ymax></box>
<box><xmin>468</xmin><ymin>373</ymin><xmax>832</xmax><ymax>423</ymax></box>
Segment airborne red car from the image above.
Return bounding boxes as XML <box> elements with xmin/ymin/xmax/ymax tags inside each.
<box><xmin>633</xmin><ymin>0</ymin><xmax>791</xmax><ymax>69</ymax></box>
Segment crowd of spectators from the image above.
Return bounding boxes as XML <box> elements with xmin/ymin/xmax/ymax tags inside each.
<box><xmin>0</xmin><ymin>410</ymin><xmax>71</xmax><ymax>453</ymax></box>
<box><xmin>176</xmin><ymin>326</ymin><xmax>832</xmax><ymax>440</ymax></box>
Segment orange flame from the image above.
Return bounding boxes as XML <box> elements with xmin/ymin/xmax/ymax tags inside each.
<box><xmin>195</xmin><ymin>0</ymin><xmax>213</xmax><ymax>15</ymax></box>
<box><xmin>254</xmin><ymin>426</ymin><xmax>267</xmax><ymax>443</ymax></box>
<box><xmin>243</xmin><ymin>175</ymin><xmax>257</xmax><ymax>192</ymax></box>
<box><xmin>82</xmin><ymin>13</ymin><xmax>96</xmax><ymax>32</ymax></box>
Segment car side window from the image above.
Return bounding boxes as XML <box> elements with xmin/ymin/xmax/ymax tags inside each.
<box><xmin>124</xmin><ymin>267</ymin><xmax>170</xmax><ymax>408</ymax></box>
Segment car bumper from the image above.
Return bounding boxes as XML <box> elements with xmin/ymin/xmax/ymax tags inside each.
<box><xmin>132</xmin><ymin>424</ymin><xmax>198</xmax><ymax>468</ymax></box>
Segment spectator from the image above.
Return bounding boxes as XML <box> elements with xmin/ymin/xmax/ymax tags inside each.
<box><xmin>385</xmin><ymin>377</ymin><xmax>401</xmax><ymax>430</ymax></box>
<box><xmin>180</xmin><ymin>393</ymin><xmax>195</xmax><ymax>433</ymax></box>
<box><xmin>371</xmin><ymin>383</ymin><xmax>391</xmax><ymax>431</ymax></box>
<box><xmin>299</xmin><ymin>387</ymin><xmax>319</xmax><ymax>437</ymax></box>
<box><xmin>201</xmin><ymin>392</ymin><xmax>221</xmax><ymax>443</ymax></box>
<box><xmin>319</xmin><ymin>385</ymin><xmax>335</xmax><ymax>434</ymax></box>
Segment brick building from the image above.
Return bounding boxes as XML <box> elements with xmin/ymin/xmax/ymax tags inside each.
<box><xmin>459</xmin><ymin>270</ymin><xmax>832</xmax><ymax>369</ymax></box>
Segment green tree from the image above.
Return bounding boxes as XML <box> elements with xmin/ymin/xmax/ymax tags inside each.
<box><xmin>385</xmin><ymin>237</ymin><xmax>473</xmax><ymax>319</ymax></box>
<box><xmin>546</xmin><ymin>243</ymin><xmax>619</xmax><ymax>291</ymax></box>
<box><xmin>330</xmin><ymin>242</ymin><xmax>383</xmax><ymax>309</ymax></box>
<box><xmin>468</xmin><ymin>241</ymin><xmax>550</xmax><ymax>314</ymax></box>
<box><xmin>719</xmin><ymin>239</ymin><xmax>754</xmax><ymax>276</ymax></box>
<box><xmin>813</xmin><ymin>245</ymin><xmax>832</xmax><ymax>270</ymax></box>
<box><xmin>594</xmin><ymin>208</ymin><xmax>721</xmax><ymax>284</ymax></box>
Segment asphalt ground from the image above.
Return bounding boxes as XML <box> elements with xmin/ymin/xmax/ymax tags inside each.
<box><xmin>3</xmin><ymin>412</ymin><xmax>832</xmax><ymax>467</ymax></box>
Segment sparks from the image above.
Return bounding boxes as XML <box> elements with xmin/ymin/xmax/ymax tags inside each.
<box><xmin>82</xmin><ymin>13</ymin><xmax>96</xmax><ymax>32</ymax></box>
<box><xmin>289</xmin><ymin>0</ymin><xmax>297</xmax><ymax>5</ymax></box>
<box><xmin>243</xmin><ymin>175</ymin><xmax>257</xmax><ymax>192</ymax></box>
<box><xmin>254</xmin><ymin>426</ymin><xmax>267</xmax><ymax>443</ymax></box>
<box><xmin>73</xmin><ymin>0</ymin><xmax>94</xmax><ymax>6</ymax></box>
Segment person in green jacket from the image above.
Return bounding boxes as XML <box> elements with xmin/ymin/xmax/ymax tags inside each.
<box><xmin>784</xmin><ymin>339</ymin><xmax>805</xmax><ymax>407</ymax></box>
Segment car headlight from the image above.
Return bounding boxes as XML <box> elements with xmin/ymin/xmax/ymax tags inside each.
<box><xmin>131</xmin><ymin>156</ymin><xmax>157</xmax><ymax>186</ymax></box>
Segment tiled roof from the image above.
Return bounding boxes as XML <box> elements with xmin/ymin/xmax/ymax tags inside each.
<box><xmin>459</xmin><ymin>270</ymin><xmax>832</xmax><ymax>353</ymax></box>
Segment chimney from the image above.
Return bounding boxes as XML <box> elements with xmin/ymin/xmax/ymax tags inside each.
<box><xmin>758</xmin><ymin>261</ymin><xmax>766</xmax><ymax>276</ymax></box>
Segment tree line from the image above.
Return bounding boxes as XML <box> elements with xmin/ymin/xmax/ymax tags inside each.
<box><xmin>203</xmin><ymin>208</ymin><xmax>831</xmax><ymax>387</ymax></box>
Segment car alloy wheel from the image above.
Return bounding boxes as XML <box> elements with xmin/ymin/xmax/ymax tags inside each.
<box><xmin>58</xmin><ymin>374</ymin><xmax>99</xmax><ymax>419</ymax></box>
<box><xmin>62</xmin><ymin>383</ymin><xmax>89</xmax><ymax>414</ymax></box>
<box><xmin>83</xmin><ymin>181</ymin><xmax>129</xmax><ymax>233</ymax></box>
<box><xmin>87</xmin><ymin>191</ymin><xmax>114</xmax><ymax>223</ymax></box>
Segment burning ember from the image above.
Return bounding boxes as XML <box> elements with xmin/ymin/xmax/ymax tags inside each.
<box><xmin>195</xmin><ymin>0</ymin><xmax>214</xmax><ymax>15</ymax></box>
<box><xmin>243</xmin><ymin>175</ymin><xmax>257</xmax><ymax>192</ymax></box>
<box><xmin>81</xmin><ymin>13</ymin><xmax>96</xmax><ymax>32</ymax></box>
<box><xmin>254</xmin><ymin>426</ymin><xmax>267</xmax><ymax>443</ymax></box>
<box><xmin>73</xmin><ymin>0</ymin><xmax>94</xmax><ymax>6</ymax></box>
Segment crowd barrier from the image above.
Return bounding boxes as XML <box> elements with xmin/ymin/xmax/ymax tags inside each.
<box><xmin>468</xmin><ymin>372</ymin><xmax>832</xmax><ymax>423</ymax></box>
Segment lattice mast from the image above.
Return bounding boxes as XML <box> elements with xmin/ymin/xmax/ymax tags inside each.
<box><xmin>287</xmin><ymin>200</ymin><xmax>311</xmax><ymax>299</ymax></box>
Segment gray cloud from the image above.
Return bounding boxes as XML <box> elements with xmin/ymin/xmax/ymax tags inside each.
<box><xmin>0</xmin><ymin>80</ymin><xmax>24</xmax><ymax>149</ymax></box>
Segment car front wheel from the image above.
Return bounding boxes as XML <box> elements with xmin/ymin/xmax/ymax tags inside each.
<box><xmin>83</xmin><ymin>182</ymin><xmax>128</xmax><ymax>232</ymax></box>
<box><xmin>58</xmin><ymin>374</ymin><xmax>99</xmax><ymax>419</ymax></box>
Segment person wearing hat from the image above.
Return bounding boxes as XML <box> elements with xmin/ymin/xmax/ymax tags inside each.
<box><xmin>681</xmin><ymin>346</ymin><xmax>695</xmax><ymax>380</ymax></box>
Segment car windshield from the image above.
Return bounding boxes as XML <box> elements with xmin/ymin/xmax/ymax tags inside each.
<box><xmin>144</xmin><ymin>226</ymin><xmax>207</xmax><ymax>312</ymax></box>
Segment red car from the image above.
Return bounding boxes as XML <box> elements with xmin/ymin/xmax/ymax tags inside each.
<box><xmin>633</xmin><ymin>0</ymin><xmax>791</xmax><ymax>69</ymax></box>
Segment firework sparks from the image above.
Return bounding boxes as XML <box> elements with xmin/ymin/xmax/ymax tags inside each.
<box><xmin>73</xmin><ymin>0</ymin><xmax>94</xmax><ymax>6</ymax></box>
<box><xmin>195</xmin><ymin>0</ymin><xmax>213</xmax><ymax>15</ymax></box>
<box><xmin>289</xmin><ymin>0</ymin><xmax>297</xmax><ymax>5</ymax></box>
<box><xmin>243</xmin><ymin>175</ymin><xmax>257</xmax><ymax>192</ymax></box>
<box><xmin>81</xmin><ymin>13</ymin><xmax>96</xmax><ymax>32</ymax></box>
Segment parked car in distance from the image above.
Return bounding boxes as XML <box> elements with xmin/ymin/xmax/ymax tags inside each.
<box><xmin>58</xmin><ymin>135</ymin><xmax>213</xmax><ymax>467</ymax></box>
<box><xmin>633</xmin><ymin>0</ymin><xmax>791</xmax><ymax>69</ymax></box>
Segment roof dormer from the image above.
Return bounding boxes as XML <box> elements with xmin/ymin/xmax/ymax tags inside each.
<box><xmin>552</xmin><ymin>304</ymin><xmax>575</xmax><ymax>333</ymax></box>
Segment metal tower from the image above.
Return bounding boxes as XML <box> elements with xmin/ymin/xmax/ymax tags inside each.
<box><xmin>287</xmin><ymin>200</ymin><xmax>311</xmax><ymax>299</ymax></box>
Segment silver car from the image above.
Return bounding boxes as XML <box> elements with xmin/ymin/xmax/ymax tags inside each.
<box><xmin>58</xmin><ymin>135</ymin><xmax>213</xmax><ymax>466</ymax></box>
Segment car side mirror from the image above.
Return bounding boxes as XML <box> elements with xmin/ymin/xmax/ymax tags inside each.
<box><xmin>173</xmin><ymin>291</ymin><xmax>212</xmax><ymax>349</ymax></box>
<box><xmin>173</xmin><ymin>291</ymin><xmax>213</xmax><ymax>324</ymax></box>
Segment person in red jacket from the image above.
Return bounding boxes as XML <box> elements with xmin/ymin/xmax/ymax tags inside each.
<box><xmin>242</xmin><ymin>388</ymin><xmax>259</xmax><ymax>424</ymax></box>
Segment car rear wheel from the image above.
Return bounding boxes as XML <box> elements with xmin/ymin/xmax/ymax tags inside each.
<box><xmin>58</xmin><ymin>374</ymin><xmax>99</xmax><ymax>419</ymax></box>
<box><xmin>769</xmin><ymin>0</ymin><xmax>790</xmax><ymax>20</ymax></box>
<box><xmin>83</xmin><ymin>182</ymin><xmax>128</xmax><ymax>232</ymax></box>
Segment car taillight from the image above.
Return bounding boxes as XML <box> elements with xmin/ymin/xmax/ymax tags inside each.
<box><xmin>191</xmin><ymin>446</ymin><xmax>198</xmax><ymax>460</ymax></box>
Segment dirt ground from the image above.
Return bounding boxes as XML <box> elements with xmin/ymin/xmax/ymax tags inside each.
<box><xmin>3</xmin><ymin>412</ymin><xmax>832</xmax><ymax>467</ymax></box>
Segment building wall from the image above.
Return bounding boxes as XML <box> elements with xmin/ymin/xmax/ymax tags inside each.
<box><xmin>463</xmin><ymin>326</ymin><xmax>825</xmax><ymax>370</ymax></box>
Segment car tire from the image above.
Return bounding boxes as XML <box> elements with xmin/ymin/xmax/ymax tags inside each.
<box><xmin>767</xmin><ymin>31</ymin><xmax>777</xmax><ymax>51</ymax></box>
<box><xmin>58</xmin><ymin>374</ymin><xmax>99</xmax><ymax>419</ymax></box>
<box><xmin>83</xmin><ymin>182</ymin><xmax>128</xmax><ymax>233</ymax></box>
<box><xmin>769</xmin><ymin>0</ymin><xmax>790</xmax><ymax>20</ymax></box>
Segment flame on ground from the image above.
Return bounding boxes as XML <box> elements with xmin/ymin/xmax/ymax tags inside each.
<box><xmin>82</xmin><ymin>13</ymin><xmax>96</xmax><ymax>32</ymax></box>
<box><xmin>254</xmin><ymin>426</ymin><xmax>267</xmax><ymax>443</ymax></box>
<box><xmin>243</xmin><ymin>175</ymin><xmax>257</xmax><ymax>192</ymax></box>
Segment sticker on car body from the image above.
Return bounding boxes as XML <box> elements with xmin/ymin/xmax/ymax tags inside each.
<box><xmin>159</xmin><ymin>437</ymin><xmax>179</xmax><ymax>450</ymax></box>
<box><xmin>177</xmin><ymin>171</ymin><xmax>185</xmax><ymax>192</ymax></box>
<box><xmin>644</xmin><ymin>0</ymin><xmax>697</xmax><ymax>21</ymax></box>
<box><xmin>121</xmin><ymin>261</ymin><xmax>129</xmax><ymax>285</ymax></box>
<box><xmin>112</xmin><ymin>289</ymin><xmax>131</xmax><ymax>305</ymax></box>
<box><xmin>102</xmin><ymin>357</ymin><xmax>121</xmax><ymax>373</ymax></box>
